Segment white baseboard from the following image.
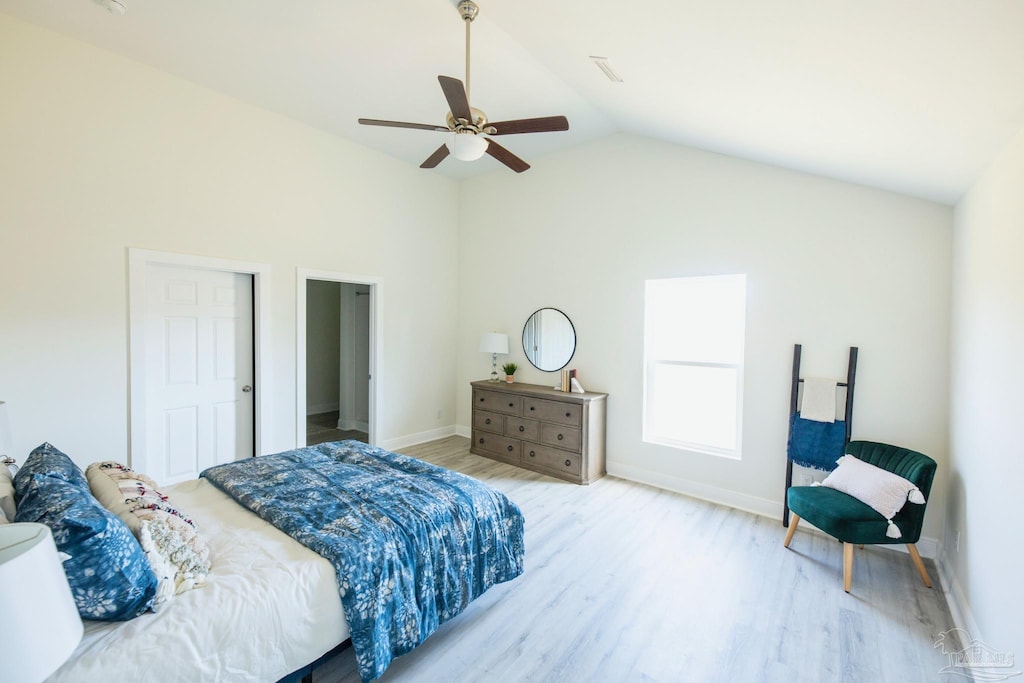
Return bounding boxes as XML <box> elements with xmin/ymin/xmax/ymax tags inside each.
<box><xmin>380</xmin><ymin>426</ymin><xmax>457</xmax><ymax>452</ymax></box>
<box><xmin>937</xmin><ymin>550</ymin><xmax>981</xmax><ymax>640</ymax></box>
<box><xmin>306</xmin><ymin>402</ymin><xmax>339</xmax><ymax>416</ymax></box>
<box><xmin>455</xmin><ymin>424</ymin><xmax>471</xmax><ymax>439</ymax></box>
<box><xmin>608</xmin><ymin>461</ymin><xmax>782</xmax><ymax>519</ymax></box>
<box><xmin>337</xmin><ymin>418</ymin><xmax>369</xmax><ymax>432</ymax></box>
<box><xmin>607</xmin><ymin>461</ymin><xmax>940</xmax><ymax>558</ymax></box>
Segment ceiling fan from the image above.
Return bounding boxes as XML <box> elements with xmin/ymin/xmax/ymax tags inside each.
<box><xmin>358</xmin><ymin>0</ymin><xmax>569</xmax><ymax>173</ymax></box>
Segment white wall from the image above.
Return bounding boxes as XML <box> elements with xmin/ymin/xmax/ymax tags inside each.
<box><xmin>946</xmin><ymin>127</ymin><xmax>1024</xmax><ymax>656</ymax></box>
<box><xmin>458</xmin><ymin>133</ymin><xmax>953</xmax><ymax>543</ymax></box>
<box><xmin>0</xmin><ymin>15</ymin><xmax>460</xmax><ymax>466</ymax></box>
<box><xmin>306</xmin><ymin>280</ymin><xmax>341</xmax><ymax>415</ymax></box>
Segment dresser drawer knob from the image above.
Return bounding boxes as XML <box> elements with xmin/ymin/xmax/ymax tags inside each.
<box><xmin>530</xmin><ymin>406</ymin><xmax>535</xmax><ymax>411</ymax></box>
<box><xmin>565</xmin><ymin>412</ymin><xmax>571</xmax><ymax>418</ymax></box>
<box><xmin>557</xmin><ymin>433</ymin><xmax>564</xmax><ymax>441</ymax></box>
<box><xmin>509</xmin><ymin>402</ymin><xmax>514</xmax><ymax>407</ymax></box>
<box><xmin>564</xmin><ymin>459</ymin><xmax>571</xmax><ymax>467</ymax></box>
<box><xmin>479</xmin><ymin>397</ymin><xmax>484</xmax><ymax>402</ymax></box>
<box><xmin>518</xmin><ymin>425</ymin><xmax>525</xmax><ymax>432</ymax></box>
<box><xmin>507</xmin><ymin>445</ymin><xmax>514</xmax><ymax>452</ymax></box>
<box><xmin>485</xmin><ymin>418</ymin><xmax>491</xmax><ymax>425</ymax></box>
<box><xmin>479</xmin><ymin>438</ymin><xmax>485</xmax><ymax>444</ymax></box>
<box><xmin>529</xmin><ymin>450</ymin><xmax>536</xmax><ymax>457</ymax></box>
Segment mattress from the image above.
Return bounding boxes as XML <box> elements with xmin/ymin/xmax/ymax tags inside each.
<box><xmin>47</xmin><ymin>478</ymin><xmax>349</xmax><ymax>682</ymax></box>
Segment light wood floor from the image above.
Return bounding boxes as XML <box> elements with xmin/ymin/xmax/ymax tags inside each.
<box><xmin>313</xmin><ymin>436</ymin><xmax>957</xmax><ymax>682</ymax></box>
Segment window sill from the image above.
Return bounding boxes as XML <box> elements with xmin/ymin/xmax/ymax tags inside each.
<box><xmin>643</xmin><ymin>436</ymin><xmax>742</xmax><ymax>461</ymax></box>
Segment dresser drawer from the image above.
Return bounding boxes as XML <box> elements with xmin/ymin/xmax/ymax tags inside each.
<box><xmin>474</xmin><ymin>389</ymin><xmax>523</xmax><ymax>416</ymax></box>
<box><xmin>472</xmin><ymin>431</ymin><xmax>521</xmax><ymax>462</ymax></box>
<box><xmin>473</xmin><ymin>410</ymin><xmax>504</xmax><ymax>435</ymax></box>
<box><xmin>505</xmin><ymin>416</ymin><xmax>540</xmax><ymax>441</ymax></box>
<box><xmin>523</xmin><ymin>443</ymin><xmax>582</xmax><ymax>477</ymax></box>
<box><xmin>540</xmin><ymin>423</ymin><xmax>581</xmax><ymax>452</ymax></box>
<box><xmin>523</xmin><ymin>397</ymin><xmax>582</xmax><ymax>427</ymax></box>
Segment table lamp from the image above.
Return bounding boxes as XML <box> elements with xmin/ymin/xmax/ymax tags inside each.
<box><xmin>0</xmin><ymin>523</ymin><xmax>84</xmax><ymax>682</ymax></box>
<box><xmin>478</xmin><ymin>332</ymin><xmax>509</xmax><ymax>382</ymax></box>
<box><xmin>0</xmin><ymin>400</ymin><xmax>14</xmax><ymax>471</ymax></box>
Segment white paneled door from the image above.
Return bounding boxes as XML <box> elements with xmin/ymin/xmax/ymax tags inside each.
<box><xmin>144</xmin><ymin>265</ymin><xmax>254</xmax><ymax>484</ymax></box>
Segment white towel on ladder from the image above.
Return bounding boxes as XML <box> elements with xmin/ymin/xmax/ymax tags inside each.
<box><xmin>801</xmin><ymin>377</ymin><xmax>837</xmax><ymax>423</ymax></box>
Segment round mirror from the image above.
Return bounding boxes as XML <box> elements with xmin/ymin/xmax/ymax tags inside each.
<box><xmin>522</xmin><ymin>308</ymin><xmax>576</xmax><ymax>372</ymax></box>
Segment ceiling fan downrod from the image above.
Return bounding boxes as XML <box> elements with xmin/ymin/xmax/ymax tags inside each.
<box><xmin>458</xmin><ymin>0</ymin><xmax>479</xmax><ymax>104</ymax></box>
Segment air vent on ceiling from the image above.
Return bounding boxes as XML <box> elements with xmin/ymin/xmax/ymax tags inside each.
<box><xmin>93</xmin><ymin>0</ymin><xmax>127</xmax><ymax>16</ymax></box>
<box><xmin>590</xmin><ymin>56</ymin><xmax>623</xmax><ymax>83</ymax></box>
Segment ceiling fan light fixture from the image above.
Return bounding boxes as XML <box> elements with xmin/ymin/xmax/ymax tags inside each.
<box><xmin>448</xmin><ymin>132</ymin><xmax>488</xmax><ymax>161</ymax></box>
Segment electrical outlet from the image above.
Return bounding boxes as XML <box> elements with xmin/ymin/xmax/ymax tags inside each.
<box><xmin>799</xmin><ymin>474</ymin><xmax>813</xmax><ymax>485</ymax></box>
<box><xmin>436</xmin><ymin>408</ymin><xmax>442</xmax><ymax>421</ymax></box>
<box><xmin>955</xmin><ymin>530</ymin><xmax>961</xmax><ymax>553</ymax></box>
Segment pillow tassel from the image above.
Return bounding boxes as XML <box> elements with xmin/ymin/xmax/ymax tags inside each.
<box><xmin>886</xmin><ymin>519</ymin><xmax>902</xmax><ymax>539</ymax></box>
<box><xmin>908</xmin><ymin>488</ymin><xmax>925</xmax><ymax>504</ymax></box>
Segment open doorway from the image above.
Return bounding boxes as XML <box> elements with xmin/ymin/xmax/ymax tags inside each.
<box><xmin>296</xmin><ymin>269</ymin><xmax>381</xmax><ymax>449</ymax></box>
<box><xmin>305</xmin><ymin>281</ymin><xmax>369</xmax><ymax>445</ymax></box>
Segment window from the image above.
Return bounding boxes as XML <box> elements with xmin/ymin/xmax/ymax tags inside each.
<box><xmin>643</xmin><ymin>274</ymin><xmax>747</xmax><ymax>458</ymax></box>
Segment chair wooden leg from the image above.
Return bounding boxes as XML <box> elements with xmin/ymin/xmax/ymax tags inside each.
<box><xmin>843</xmin><ymin>543</ymin><xmax>853</xmax><ymax>593</ymax></box>
<box><xmin>784</xmin><ymin>514</ymin><xmax>800</xmax><ymax>548</ymax></box>
<box><xmin>907</xmin><ymin>543</ymin><xmax>933</xmax><ymax>588</ymax></box>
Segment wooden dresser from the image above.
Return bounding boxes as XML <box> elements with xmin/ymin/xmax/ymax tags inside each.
<box><xmin>470</xmin><ymin>380</ymin><xmax>607</xmax><ymax>485</ymax></box>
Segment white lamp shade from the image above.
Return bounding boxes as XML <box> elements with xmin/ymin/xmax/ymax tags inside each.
<box><xmin>478</xmin><ymin>332</ymin><xmax>509</xmax><ymax>355</ymax></box>
<box><xmin>448</xmin><ymin>132</ymin><xmax>489</xmax><ymax>161</ymax></box>
<box><xmin>0</xmin><ymin>400</ymin><xmax>12</xmax><ymax>459</ymax></box>
<box><xmin>0</xmin><ymin>523</ymin><xmax>83</xmax><ymax>682</ymax></box>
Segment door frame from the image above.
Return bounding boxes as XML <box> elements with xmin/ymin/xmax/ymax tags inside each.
<box><xmin>127</xmin><ymin>248</ymin><xmax>272</xmax><ymax>474</ymax></box>
<box><xmin>296</xmin><ymin>268</ymin><xmax>382</xmax><ymax>448</ymax></box>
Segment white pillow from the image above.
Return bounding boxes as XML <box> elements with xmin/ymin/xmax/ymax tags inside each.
<box><xmin>819</xmin><ymin>455</ymin><xmax>925</xmax><ymax>538</ymax></box>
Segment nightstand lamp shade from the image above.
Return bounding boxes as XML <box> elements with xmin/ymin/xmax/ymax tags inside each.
<box><xmin>479</xmin><ymin>332</ymin><xmax>509</xmax><ymax>382</ymax></box>
<box><xmin>0</xmin><ymin>400</ymin><xmax>12</xmax><ymax>461</ymax></box>
<box><xmin>0</xmin><ymin>523</ymin><xmax>84</xmax><ymax>683</ymax></box>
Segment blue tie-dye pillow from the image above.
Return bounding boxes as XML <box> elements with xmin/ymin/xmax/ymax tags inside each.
<box><xmin>14</xmin><ymin>443</ymin><xmax>157</xmax><ymax>621</ymax></box>
<box><xmin>13</xmin><ymin>442</ymin><xmax>90</xmax><ymax>492</ymax></box>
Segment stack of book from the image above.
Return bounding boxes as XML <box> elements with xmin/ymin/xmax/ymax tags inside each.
<box><xmin>559</xmin><ymin>368</ymin><xmax>579</xmax><ymax>392</ymax></box>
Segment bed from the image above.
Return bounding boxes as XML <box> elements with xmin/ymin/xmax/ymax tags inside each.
<box><xmin>15</xmin><ymin>440</ymin><xmax>524</xmax><ymax>682</ymax></box>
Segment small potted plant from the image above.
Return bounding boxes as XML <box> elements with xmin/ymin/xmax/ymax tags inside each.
<box><xmin>502</xmin><ymin>362</ymin><xmax>518</xmax><ymax>383</ymax></box>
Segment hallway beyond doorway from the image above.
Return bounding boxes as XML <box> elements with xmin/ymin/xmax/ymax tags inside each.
<box><xmin>306</xmin><ymin>411</ymin><xmax>367</xmax><ymax>446</ymax></box>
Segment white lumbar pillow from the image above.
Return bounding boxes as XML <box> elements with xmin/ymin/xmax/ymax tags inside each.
<box><xmin>817</xmin><ymin>455</ymin><xmax>925</xmax><ymax>539</ymax></box>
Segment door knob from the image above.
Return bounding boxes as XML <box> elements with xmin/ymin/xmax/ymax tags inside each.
<box><xmin>242</xmin><ymin>385</ymin><xmax>253</xmax><ymax>393</ymax></box>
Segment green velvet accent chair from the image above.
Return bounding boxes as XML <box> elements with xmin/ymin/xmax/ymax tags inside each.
<box><xmin>783</xmin><ymin>440</ymin><xmax>937</xmax><ymax>592</ymax></box>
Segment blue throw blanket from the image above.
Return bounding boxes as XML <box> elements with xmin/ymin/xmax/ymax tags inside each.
<box><xmin>787</xmin><ymin>413</ymin><xmax>848</xmax><ymax>471</ymax></box>
<box><xmin>200</xmin><ymin>440</ymin><xmax>525</xmax><ymax>681</ymax></box>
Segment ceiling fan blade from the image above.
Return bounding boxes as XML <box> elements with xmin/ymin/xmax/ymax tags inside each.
<box><xmin>438</xmin><ymin>76</ymin><xmax>473</xmax><ymax>122</ymax></box>
<box><xmin>358</xmin><ymin>118</ymin><xmax>450</xmax><ymax>132</ymax></box>
<box><xmin>420</xmin><ymin>144</ymin><xmax>450</xmax><ymax>169</ymax></box>
<box><xmin>485</xmin><ymin>139</ymin><xmax>530</xmax><ymax>173</ymax></box>
<box><xmin>488</xmin><ymin>116</ymin><xmax>570</xmax><ymax>135</ymax></box>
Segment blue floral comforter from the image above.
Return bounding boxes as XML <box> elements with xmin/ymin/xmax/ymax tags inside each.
<box><xmin>200</xmin><ymin>440</ymin><xmax>525</xmax><ymax>681</ymax></box>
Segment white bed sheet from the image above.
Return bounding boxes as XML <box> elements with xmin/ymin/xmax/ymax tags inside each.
<box><xmin>47</xmin><ymin>478</ymin><xmax>349</xmax><ymax>682</ymax></box>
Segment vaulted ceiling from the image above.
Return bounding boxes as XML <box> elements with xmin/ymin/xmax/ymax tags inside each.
<box><xmin>3</xmin><ymin>0</ymin><xmax>1023</xmax><ymax>204</ymax></box>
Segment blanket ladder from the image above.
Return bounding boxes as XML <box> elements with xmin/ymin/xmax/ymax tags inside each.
<box><xmin>782</xmin><ymin>344</ymin><xmax>858</xmax><ymax>527</ymax></box>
